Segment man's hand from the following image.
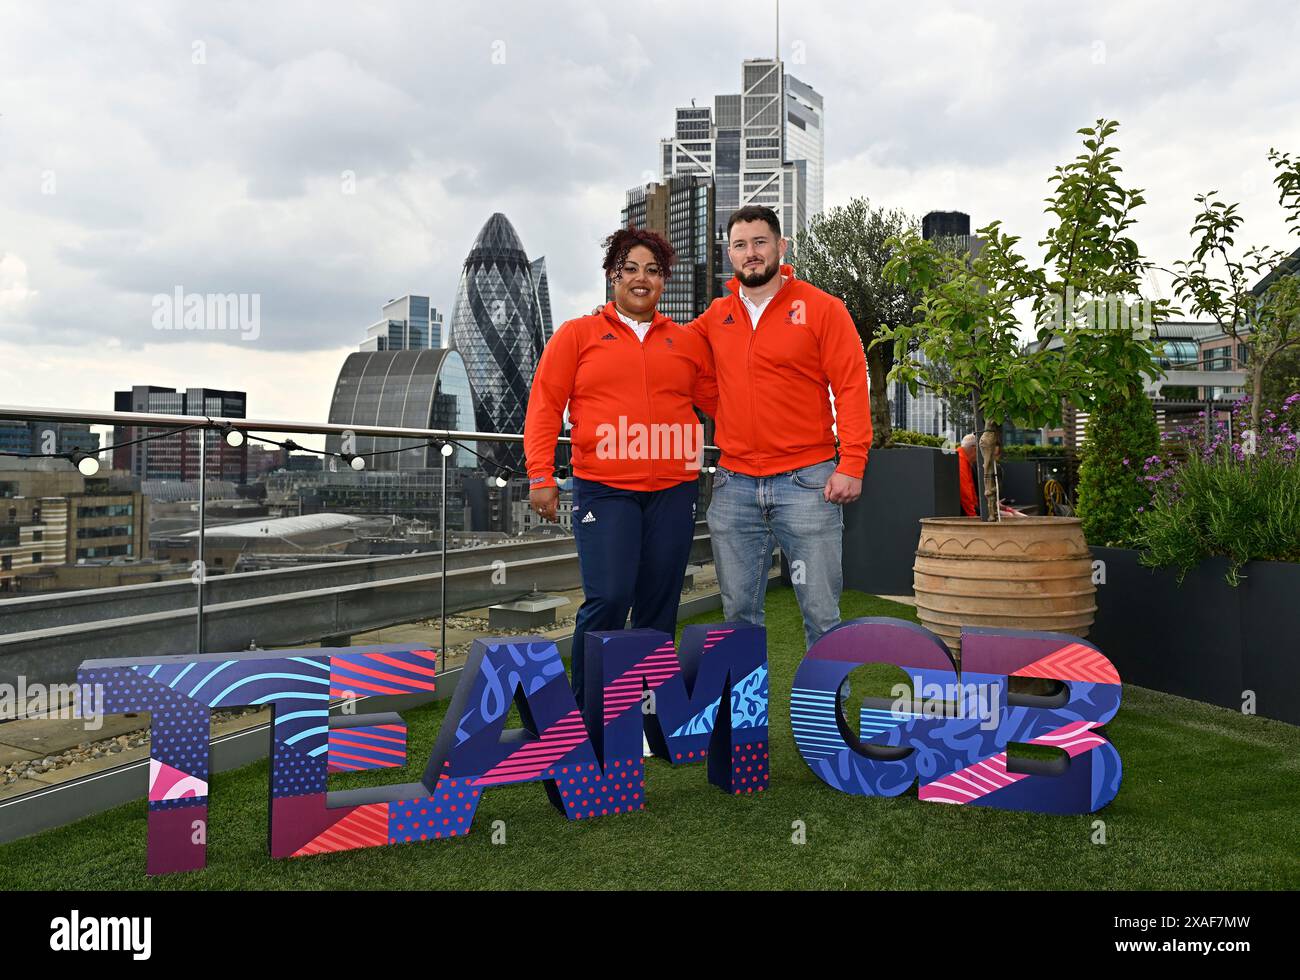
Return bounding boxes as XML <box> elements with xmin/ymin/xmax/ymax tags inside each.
<box><xmin>530</xmin><ymin>486</ymin><xmax>560</xmax><ymax>522</ymax></box>
<box><xmin>824</xmin><ymin>472</ymin><xmax>862</xmax><ymax>504</ymax></box>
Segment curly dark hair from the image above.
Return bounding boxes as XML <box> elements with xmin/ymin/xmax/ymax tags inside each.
<box><xmin>602</xmin><ymin>227</ymin><xmax>676</xmax><ymax>283</ymax></box>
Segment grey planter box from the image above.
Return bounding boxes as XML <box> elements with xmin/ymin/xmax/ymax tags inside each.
<box><xmin>1239</xmin><ymin>560</ymin><xmax>1300</xmax><ymax>725</ymax></box>
<box><xmin>999</xmin><ymin>460</ymin><xmax>1040</xmax><ymax>510</ymax></box>
<box><xmin>841</xmin><ymin>446</ymin><xmax>961</xmax><ymax>596</ymax></box>
<box><xmin>1088</xmin><ymin>546</ymin><xmax>1300</xmax><ymax>726</ymax></box>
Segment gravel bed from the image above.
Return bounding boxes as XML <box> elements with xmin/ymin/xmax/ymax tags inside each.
<box><xmin>0</xmin><ymin>706</ymin><xmax>264</xmax><ymax>788</ymax></box>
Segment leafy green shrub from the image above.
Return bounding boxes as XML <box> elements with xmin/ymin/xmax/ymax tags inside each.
<box><xmin>1136</xmin><ymin>393</ymin><xmax>1300</xmax><ymax>584</ymax></box>
<box><xmin>1077</xmin><ymin>390</ymin><xmax>1160</xmax><ymax>547</ymax></box>
<box><xmin>888</xmin><ymin>429</ymin><xmax>947</xmax><ymax>448</ymax></box>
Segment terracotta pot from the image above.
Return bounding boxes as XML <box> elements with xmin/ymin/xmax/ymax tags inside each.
<box><xmin>913</xmin><ymin>516</ymin><xmax>1096</xmax><ymax>657</ymax></box>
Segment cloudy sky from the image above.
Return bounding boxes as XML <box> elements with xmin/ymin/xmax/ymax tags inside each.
<box><xmin>2</xmin><ymin>0</ymin><xmax>1297</xmax><ymax>428</ymax></box>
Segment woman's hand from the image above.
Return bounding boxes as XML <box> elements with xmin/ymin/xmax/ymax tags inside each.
<box><xmin>530</xmin><ymin>487</ymin><xmax>560</xmax><ymax>522</ymax></box>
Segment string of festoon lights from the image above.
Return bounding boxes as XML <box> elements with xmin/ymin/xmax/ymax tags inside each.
<box><xmin>2</xmin><ymin>417</ymin><xmax>719</xmax><ymax>485</ymax></box>
<box><xmin>229</xmin><ymin>423</ymin><xmax>515</xmax><ymax>488</ymax></box>
<box><xmin>0</xmin><ymin>419</ymin><xmax>520</xmax><ymax>487</ymax></box>
<box><xmin>0</xmin><ymin>422</ymin><xmax>208</xmax><ymax>477</ymax></box>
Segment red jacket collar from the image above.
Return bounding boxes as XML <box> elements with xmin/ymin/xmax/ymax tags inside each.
<box><xmin>726</xmin><ymin>263</ymin><xmax>797</xmax><ymax>296</ymax></box>
<box><xmin>602</xmin><ymin>301</ymin><xmax>671</xmax><ymax>332</ymax></box>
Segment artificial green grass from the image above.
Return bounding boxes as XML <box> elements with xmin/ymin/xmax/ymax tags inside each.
<box><xmin>1</xmin><ymin>587</ymin><xmax>1297</xmax><ymax>890</ymax></box>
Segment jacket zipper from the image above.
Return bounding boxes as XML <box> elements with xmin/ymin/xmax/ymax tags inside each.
<box><xmin>609</xmin><ymin>309</ymin><xmax>658</xmax><ymax>486</ymax></box>
<box><xmin>740</xmin><ymin>276</ymin><xmax>795</xmax><ymax>463</ymax></box>
<box><xmin>641</xmin><ymin>317</ymin><xmax>656</xmax><ymax>486</ymax></box>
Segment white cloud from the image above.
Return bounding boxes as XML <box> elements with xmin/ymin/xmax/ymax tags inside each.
<box><xmin>0</xmin><ymin>0</ymin><xmax>1296</xmax><ymax>422</ymax></box>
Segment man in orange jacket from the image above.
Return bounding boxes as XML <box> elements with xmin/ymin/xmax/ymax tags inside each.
<box><xmin>692</xmin><ymin>205</ymin><xmax>871</xmax><ymax>651</ymax></box>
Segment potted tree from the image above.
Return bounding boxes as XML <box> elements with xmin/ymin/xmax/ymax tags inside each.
<box><xmin>793</xmin><ymin>200</ymin><xmax>961</xmax><ymax>595</ymax></box>
<box><xmin>878</xmin><ymin>120</ymin><xmax>1167</xmax><ymax>654</ymax></box>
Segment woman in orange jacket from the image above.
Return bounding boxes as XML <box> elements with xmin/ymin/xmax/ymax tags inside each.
<box><xmin>524</xmin><ymin>228</ymin><xmax>718</xmax><ymax>705</ymax></box>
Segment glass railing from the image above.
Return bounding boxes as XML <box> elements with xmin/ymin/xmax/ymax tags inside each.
<box><xmin>0</xmin><ymin>404</ymin><xmax>721</xmax><ymax>824</ymax></box>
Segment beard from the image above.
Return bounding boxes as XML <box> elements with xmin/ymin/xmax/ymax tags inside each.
<box><xmin>736</xmin><ymin>256</ymin><xmax>779</xmax><ymax>289</ymax></box>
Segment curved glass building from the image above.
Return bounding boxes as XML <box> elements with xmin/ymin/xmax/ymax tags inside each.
<box><xmin>325</xmin><ymin>349</ymin><xmax>476</xmax><ymax>470</ymax></box>
<box><xmin>448</xmin><ymin>213</ymin><xmax>549</xmax><ymax>472</ymax></box>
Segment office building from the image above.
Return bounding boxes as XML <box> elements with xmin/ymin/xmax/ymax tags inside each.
<box><xmin>653</xmin><ymin>57</ymin><xmax>823</xmax><ymax>299</ymax></box>
<box><xmin>785</xmin><ymin>73</ymin><xmax>824</xmax><ymax>221</ymax></box>
<box><xmin>618</xmin><ymin>174</ymin><xmax>716</xmax><ymax>322</ymax></box>
<box><xmin>447</xmin><ymin>213</ymin><xmax>550</xmax><ymax>472</ymax></box>
<box><xmin>890</xmin><ymin>212</ymin><xmax>974</xmax><ymax>444</ymax></box>
<box><xmin>325</xmin><ymin>349</ymin><xmax>478</xmax><ymax>471</ymax></box>
<box><xmin>0</xmin><ymin>421</ymin><xmax>99</xmax><ymax>457</ymax></box>
<box><xmin>0</xmin><ymin>460</ymin><xmax>148</xmax><ymax>593</ymax></box>
<box><xmin>531</xmin><ymin>257</ymin><xmax>554</xmax><ymax>344</ymax></box>
<box><xmin>112</xmin><ymin>386</ymin><xmax>248</xmax><ymax>485</ymax></box>
<box><xmin>891</xmin><ymin>350</ymin><xmax>963</xmax><ymax>444</ymax></box>
<box><xmin>361</xmin><ymin>295</ymin><xmax>444</xmax><ymax>351</ymax></box>
<box><xmin>922</xmin><ymin>210</ymin><xmax>973</xmax><ymax>253</ymax></box>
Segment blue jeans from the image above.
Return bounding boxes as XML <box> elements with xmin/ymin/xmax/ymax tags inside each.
<box><xmin>706</xmin><ymin>458</ymin><xmax>843</xmax><ymax>651</ymax></box>
<box><xmin>569</xmin><ymin>477</ymin><xmax>699</xmax><ymax>707</ymax></box>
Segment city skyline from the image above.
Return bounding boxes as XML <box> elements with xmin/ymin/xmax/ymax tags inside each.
<box><xmin>2</xmin><ymin>2</ymin><xmax>1298</xmax><ymax>428</ymax></box>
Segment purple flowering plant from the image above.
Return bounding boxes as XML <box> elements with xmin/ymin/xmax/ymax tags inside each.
<box><xmin>1130</xmin><ymin>392</ymin><xmax>1300</xmax><ymax>584</ymax></box>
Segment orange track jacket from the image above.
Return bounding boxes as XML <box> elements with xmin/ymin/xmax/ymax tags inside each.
<box><xmin>959</xmin><ymin>450</ymin><xmax>979</xmax><ymax>516</ymax></box>
<box><xmin>524</xmin><ymin>303</ymin><xmax>718</xmax><ymax>492</ymax></box>
<box><xmin>689</xmin><ymin>265</ymin><xmax>871</xmax><ymax>479</ymax></box>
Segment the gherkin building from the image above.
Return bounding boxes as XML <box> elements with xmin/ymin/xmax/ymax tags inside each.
<box><xmin>448</xmin><ymin>213</ymin><xmax>550</xmax><ymax>473</ymax></box>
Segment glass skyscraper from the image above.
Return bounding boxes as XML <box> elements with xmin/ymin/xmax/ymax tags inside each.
<box><xmin>784</xmin><ymin>73</ymin><xmax>823</xmax><ymax>224</ymax></box>
<box><xmin>325</xmin><ymin>349</ymin><xmax>477</xmax><ymax>470</ymax></box>
<box><xmin>650</xmin><ymin>58</ymin><xmax>823</xmax><ymax>300</ymax></box>
<box><xmin>447</xmin><ymin>213</ymin><xmax>550</xmax><ymax>473</ymax></box>
<box><xmin>361</xmin><ymin>295</ymin><xmax>444</xmax><ymax>351</ymax></box>
<box><xmin>530</xmin><ymin>257</ymin><xmax>554</xmax><ymax>344</ymax></box>
<box><xmin>619</xmin><ymin>175</ymin><xmax>715</xmax><ymax>323</ymax></box>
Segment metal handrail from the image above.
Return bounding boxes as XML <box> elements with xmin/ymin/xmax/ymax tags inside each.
<box><xmin>0</xmin><ymin>403</ymin><xmax>723</xmax><ymax>451</ymax></box>
<box><xmin>0</xmin><ymin>404</ymin><xmax>537</xmax><ymax>444</ymax></box>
